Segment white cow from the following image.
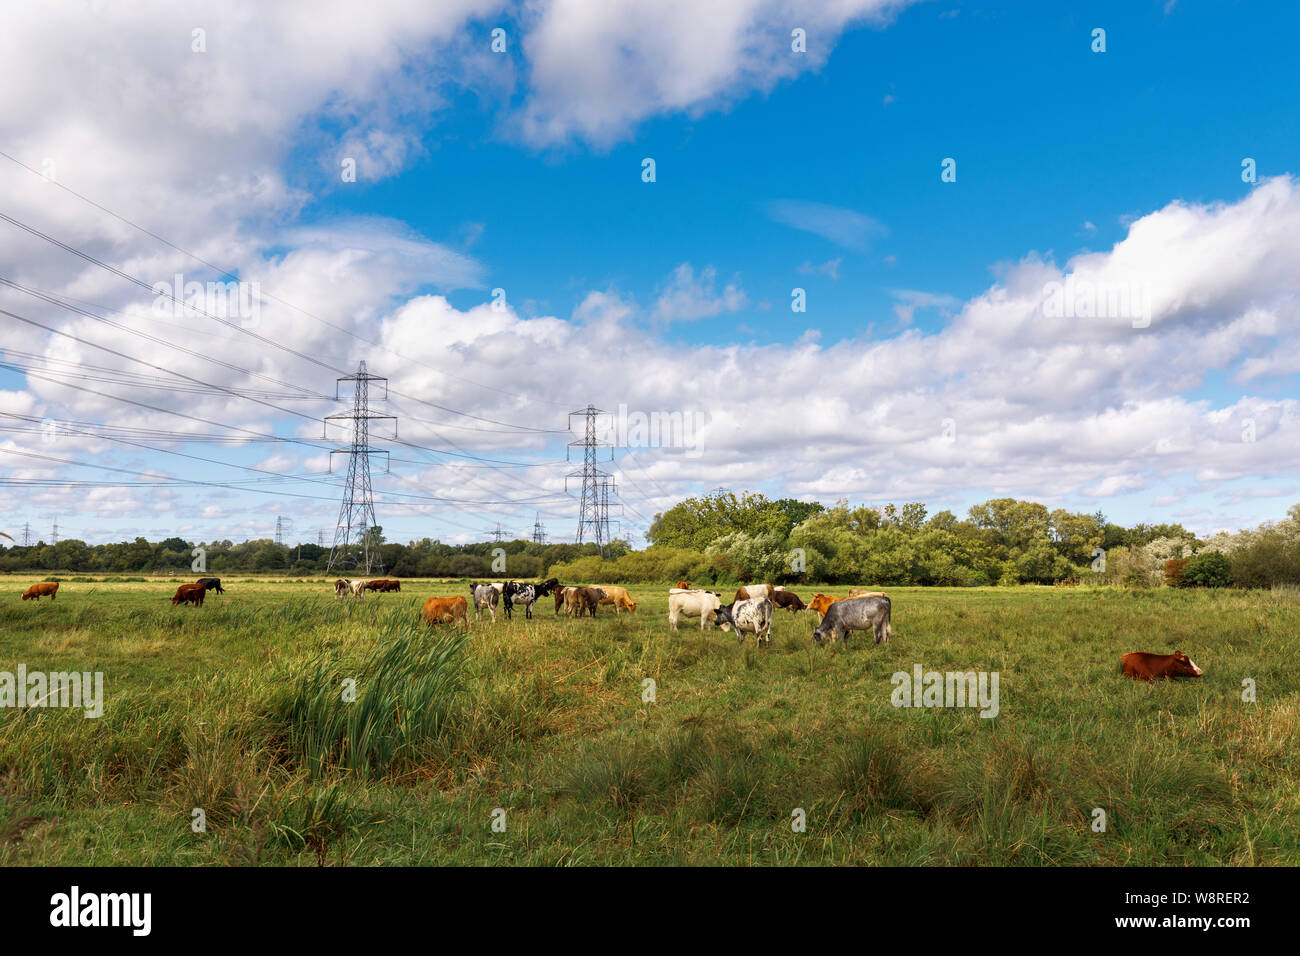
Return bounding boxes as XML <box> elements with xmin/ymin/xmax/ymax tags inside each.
<box><xmin>348</xmin><ymin>579</ymin><xmax>367</xmax><ymax>598</ymax></box>
<box><xmin>669</xmin><ymin>589</ymin><xmax>722</xmax><ymax>631</ymax></box>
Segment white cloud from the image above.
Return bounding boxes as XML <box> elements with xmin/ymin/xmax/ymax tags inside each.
<box><xmin>650</xmin><ymin>264</ymin><xmax>748</xmax><ymax>323</ymax></box>
<box><xmin>762</xmin><ymin>199</ymin><xmax>888</xmax><ymax>249</ymax></box>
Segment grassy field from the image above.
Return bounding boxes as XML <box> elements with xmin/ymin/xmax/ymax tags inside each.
<box><xmin>1</xmin><ymin>574</ymin><xmax>1297</xmax><ymax>866</ymax></box>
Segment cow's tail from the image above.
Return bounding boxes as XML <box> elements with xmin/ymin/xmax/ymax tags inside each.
<box><xmin>882</xmin><ymin>596</ymin><xmax>892</xmax><ymax>643</ymax></box>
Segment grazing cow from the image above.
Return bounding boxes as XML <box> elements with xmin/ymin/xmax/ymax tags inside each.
<box><xmin>503</xmin><ymin>581</ymin><xmax>541</xmax><ymax>620</ymax></box>
<box><xmin>812</xmin><ymin>596</ymin><xmax>892</xmax><ymax>646</ymax></box>
<box><xmin>807</xmin><ymin>593</ymin><xmax>849</xmax><ymax>621</ymax></box>
<box><xmin>596</xmin><ymin>585</ymin><xmax>638</xmax><ymax>614</ymax></box>
<box><xmin>348</xmin><ymin>579</ymin><xmax>367</xmax><ymax>598</ymax></box>
<box><xmin>422</xmin><ymin>596</ymin><xmax>468</xmax><ymax>627</ymax></box>
<box><xmin>470</xmin><ymin>583</ymin><xmax>499</xmax><ymax>623</ymax></box>
<box><xmin>668</xmin><ymin>589</ymin><xmax>722</xmax><ymax>631</ymax></box>
<box><xmin>769</xmin><ymin>589</ymin><xmax>806</xmax><ymax>613</ymax></box>
<box><xmin>1121</xmin><ymin>651</ymin><xmax>1203</xmax><ymax>681</ymax></box>
<box><xmin>195</xmin><ymin>577</ymin><xmax>225</xmax><ymax>594</ymax></box>
<box><xmin>333</xmin><ymin>579</ymin><xmax>349</xmax><ymax>599</ymax></box>
<box><xmin>734</xmin><ymin>583</ymin><xmax>774</xmax><ymax>602</ymax></box>
<box><xmin>714</xmin><ymin>597</ymin><xmax>774</xmax><ymax>646</ymax></box>
<box><xmin>675</xmin><ymin>580</ymin><xmax>692</xmax><ymax>591</ymax></box>
<box><xmin>21</xmin><ymin>581</ymin><xmax>60</xmax><ymax>601</ymax></box>
<box><xmin>171</xmin><ymin>582</ymin><xmax>206</xmax><ymax>607</ymax></box>
<box><xmin>364</xmin><ymin>579</ymin><xmax>401</xmax><ymax>593</ymax></box>
<box><xmin>848</xmin><ymin>588</ymin><xmax>885</xmax><ymax>599</ymax></box>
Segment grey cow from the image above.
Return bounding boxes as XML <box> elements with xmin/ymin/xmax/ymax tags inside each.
<box><xmin>811</xmin><ymin>595</ymin><xmax>892</xmax><ymax>646</ymax></box>
<box><xmin>470</xmin><ymin>583</ymin><xmax>499</xmax><ymax>623</ymax></box>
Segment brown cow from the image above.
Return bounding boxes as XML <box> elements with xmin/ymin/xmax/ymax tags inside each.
<box><xmin>565</xmin><ymin>586</ymin><xmax>602</xmax><ymax>618</ymax></box>
<box><xmin>363</xmin><ymin>579</ymin><xmax>401</xmax><ymax>593</ymax></box>
<box><xmin>554</xmin><ymin>586</ymin><xmax>572</xmax><ymax>616</ymax></box>
<box><xmin>21</xmin><ymin>581</ymin><xmax>59</xmax><ymax>601</ymax></box>
<box><xmin>171</xmin><ymin>583</ymin><xmax>206</xmax><ymax>607</ymax></box>
<box><xmin>848</xmin><ymin>588</ymin><xmax>885</xmax><ymax>599</ymax></box>
<box><xmin>675</xmin><ymin>580</ymin><xmax>692</xmax><ymax>591</ymax></box>
<box><xmin>596</xmin><ymin>585</ymin><xmax>637</xmax><ymax>614</ymax></box>
<box><xmin>1121</xmin><ymin>651</ymin><xmax>1203</xmax><ymax>681</ymax></box>
<box><xmin>769</xmin><ymin>589</ymin><xmax>806</xmax><ymax>613</ymax></box>
<box><xmin>422</xmin><ymin>596</ymin><xmax>468</xmax><ymax>627</ymax></box>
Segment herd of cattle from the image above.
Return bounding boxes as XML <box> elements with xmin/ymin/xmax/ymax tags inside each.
<box><xmin>12</xmin><ymin>574</ymin><xmax>1205</xmax><ymax>678</ymax></box>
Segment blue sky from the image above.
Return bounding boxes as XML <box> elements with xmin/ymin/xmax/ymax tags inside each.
<box><xmin>1</xmin><ymin>0</ymin><xmax>1298</xmax><ymax>546</ymax></box>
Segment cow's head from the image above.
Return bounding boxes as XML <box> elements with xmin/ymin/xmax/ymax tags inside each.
<box><xmin>714</xmin><ymin>602</ymin><xmax>735</xmax><ymax>632</ymax></box>
<box><xmin>1170</xmin><ymin>651</ymin><xmax>1203</xmax><ymax>677</ymax></box>
<box><xmin>811</xmin><ymin>622</ymin><xmax>830</xmax><ymax>644</ymax></box>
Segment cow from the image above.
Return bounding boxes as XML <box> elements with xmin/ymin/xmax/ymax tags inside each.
<box><xmin>349</xmin><ymin>579</ymin><xmax>367</xmax><ymax>598</ymax></box>
<box><xmin>534</xmin><ymin>578</ymin><xmax>560</xmax><ymax>597</ymax></box>
<box><xmin>195</xmin><ymin>577</ymin><xmax>225</xmax><ymax>594</ymax></box>
<box><xmin>333</xmin><ymin>579</ymin><xmax>349</xmax><ymax>599</ymax></box>
<box><xmin>422</xmin><ymin>596</ymin><xmax>468</xmax><ymax>628</ymax></box>
<box><xmin>812</xmin><ymin>595</ymin><xmax>892</xmax><ymax>646</ymax></box>
<box><xmin>734</xmin><ymin>583</ymin><xmax>773</xmax><ymax>602</ymax></box>
<box><xmin>714</xmin><ymin>597</ymin><xmax>774</xmax><ymax>646</ymax></box>
<box><xmin>668</xmin><ymin>589</ymin><xmax>722</xmax><ymax>631</ymax></box>
<box><xmin>21</xmin><ymin>581</ymin><xmax>59</xmax><ymax>601</ymax></box>
<box><xmin>503</xmin><ymin>581</ymin><xmax>541</xmax><ymax>620</ymax></box>
<box><xmin>769</xmin><ymin>589</ymin><xmax>806</xmax><ymax>613</ymax></box>
<box><xmin>564</xmin><ymin>586</ymin><xmax>603</xmax><ymax>618</ymax></box>
<box><xmin>596</xmin><ymin>585</ymin><xmax>638</xmax><ymax>614</ymax></box>
<box><xmin>364</xmin><ymin>579</ymin><xmax>401</xmax><ymax>593</ymax></box>
<box><xmin>848</xmin><ymin>588</ymin><xmax>886</xmax><ymax>599</ymax></box>
<box><xmin>807</xmin><ymin>593</ymin><xmax>849</xmax><ymax>621</ymax></box>
<box><xmin>675</xmin><ymin>580</ymin><xmax>692</xmax><ymax>591</ymax></box>
<box><xmin>470</xmin><ymin>583</ymin><xmax>499</xmax><ymax>623</ymax></box>
<box><xmin>171</xmin><ymin>582</ymin><xmax>206</xmax><ymax>607</ymax></box>
<box><xmin>554</xmin><ymin>586</ymin><xmax>572</xmax><ymax>616</ymax></box>
<box><xmin>1121</xmin><ymin>651</ymin><xmax>1203</xmax><ymax>681</ymax></box>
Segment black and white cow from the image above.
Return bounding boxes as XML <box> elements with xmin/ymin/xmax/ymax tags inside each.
<box><xmin>503</xmin><ymin>581</ymin><xmax>538</xmax><ymax>620</ymax></box>
<box><xmin>714</xmin><ymin>597</ymin><xmax>774</xmax><ymax>646</ymax></box>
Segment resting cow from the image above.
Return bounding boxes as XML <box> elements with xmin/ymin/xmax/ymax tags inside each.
<box><xmin>195</xmin><ymin>577</ymin><xmax>225</xmax><ymax>594</ymax></box>
<box><xmin>470</xmin><ymin>583</ymin><xmax>499</xmax><ymax>623</ymax></box>
<box><xmin>422</xmin><ymin>596</ymin><xmax>468</xmax><ymax>627</ymax></box>
<box><xmin>171</xmin><ymin>583</ymin><xmax>206</xmax><ymax>607</ymax></box>
<box><xmin>812</xmin><ymin>595</ymin><xmax>892</xmax><ymax>646</ymax></box>
<box><xmin>848</xmin><ymin>588</ymin><xmax>885</xmax><ymax>599</ymax></box>
<box><xmin>668</xmin><ymin>589</ymin><xmax>722</xmax><ymax>631</ymax></box>
<box><xmin>21</xmin><ymin>581</ymin><xmax>60</xmax><ymax>601</ymax></box>
<box><xmin>1120</xmin><ymin>651</ymin><xmax>1203</xmax><ymax>681</ymax></box>
<box><xmin>715</xmin><ymin>597</ymin><xmax>774</xmax><ymax>646</ymax></box>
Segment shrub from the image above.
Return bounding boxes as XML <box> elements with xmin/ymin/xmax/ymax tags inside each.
<box><xmin>1180</xmin><ymin>551</ymin><xmax>1233</xmax><ymax>588</ymax></box>
<box><xmin>1163</xmin><ymin>558</ymin><xmax>1188</xmax><ymax>587</ymax></box>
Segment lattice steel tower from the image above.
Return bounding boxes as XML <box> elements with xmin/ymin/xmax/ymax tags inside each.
<box><xmin>531</xmin><ymin>512</ymin><xmax>547</xmax><ymax>545</ymax></box>
<box><xmin>325</xmin><ymin>362</ymin><xmax>395</xmax><ymax>574</ymax></box>
<box><xmin>566</xmin><ymin>404</ymin><xmax>614</xmax><ymax>556</ymax></box>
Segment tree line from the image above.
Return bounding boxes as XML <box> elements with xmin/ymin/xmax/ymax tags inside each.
<box><xmin>5</xmin><ymin>492</ymin><xmax>1298</xmax><ymax>588</ymax></box>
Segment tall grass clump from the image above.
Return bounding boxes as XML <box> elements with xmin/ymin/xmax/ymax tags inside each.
<box><xmin>270</xmin><ymin>621</ymin><xmax>466</xmax><ymax>780</ymax></box>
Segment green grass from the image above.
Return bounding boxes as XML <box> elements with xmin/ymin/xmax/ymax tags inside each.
<box><xmin>0</xmin><ymin>574</ymin><xmax>1297</xmax><ymax>865</ymax></box>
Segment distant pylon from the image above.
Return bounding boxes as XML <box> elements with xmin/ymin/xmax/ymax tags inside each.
<box><xmin>275</xmin><ymin>516</ymin><xmax>284</xmax><ymax>546</ymax></box>
<box><xmin>492</xmin><ymin>522</ymin><xmax>505</xmax><ymax>544</ymax></box>
<box><xmin>566</xmin><ymin>404</ymin><xmax>614</xmax><ymax>557</ymax></box>
<box><xmin>532</xmin><ymin>512</ymin><xmax>547</xmax><ymax>545</ymax></box>
<box><xmin>51</xmin><ymin>517</ymin><xmax>58</xmax><ymax>546</ymax></box>
<box><xmin>21</xmin><ymin>521</ymin><xmax>31</xmax><ymax>547</ymax></box>
<box><xmin>325</xmin><ymin>361</ymin><xmax>396</xmax><ymax>574</ymax></box>
<box><xmin>317</xmin><ymin>529</ymin><xmax>325</xmax><ymax>548</ymax></box>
